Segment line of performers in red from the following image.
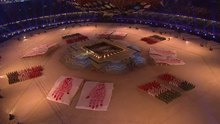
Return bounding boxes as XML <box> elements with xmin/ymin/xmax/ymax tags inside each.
<box><xmin>138</xmin><ymin>80</ymin><xmax>182</xmax><ymax>104</ymax></box>
<box><xmin>157</xmin><ymin>73</ymin><xmax>195</xmax><ymax>91</ymax></box>
<box><xmin>141</xmin><ymin>37</ymin><xmax>158</xmax><ymax>44</ymax></box>
<box><xmin>6</xmin><ymin>65</ymin><xmax>43</xmax><ymax>84</ymax></box>
<box><xmin>64</xmin><ymin>34</ymin><xmax>89</xmax><ymax>44</ymax></box>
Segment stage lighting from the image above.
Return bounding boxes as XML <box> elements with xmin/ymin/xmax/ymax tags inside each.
<box><xmin>23</xmin><ymin>36</ymin><xmax>26</xmax><ymax>39</ymax></box>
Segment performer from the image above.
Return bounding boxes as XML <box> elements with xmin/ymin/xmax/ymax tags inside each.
<box><xmin>9</xmin><ymin>114</ymin><xmax>14</xmax><ymax>120</ymax></box>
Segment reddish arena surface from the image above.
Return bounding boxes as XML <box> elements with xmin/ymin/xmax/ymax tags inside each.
<box><xmin>0</xmin><ymin>23</ymin><xmax>220</xmax><ymax>124</ymax></box>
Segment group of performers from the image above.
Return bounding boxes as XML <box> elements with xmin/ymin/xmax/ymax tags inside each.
<box><xmin>6</xmin><ymin>65</ymin><xmax>43</xmax><ymax>84</ymax></box>
<box><xmin>62</xmin><ymin>33</ymin><xmax>80</xmax><ymax>39</ymax></box>
<box><xmin>65</xmin><ymin>35</ymin><xmax>88</xmax><ymax>44</ymax></box>
<box><xmin>0</xmin><ymin>89</ymin><xmax>3</xmax><ymax>98</ymax></box>
<box><xmin>141</xmin><ymin>35</ymin><xmax>166</xmax><ymax>44</ymax></box>
<box><xmin>141</xmin><ymin>37</ymin><xmax>158</xmax><ymax>44</ymax></box>
<box><xmin>62</xmin><ymin>33</ymin><xmax>88</xmax><ymax>44</ymax></box>
<box><xmin>6</xmin><ymin>71</ymin><xmax>19</xmax><ymax>84</ymax></box>
<box><xmin>157</xmin><ymin>73</ymin><xmax>195</xmax><ymax>91</ymax></box>
<box><xmin>138</xmin><ymin>81</ymin><xmax>182</xmax><ymax>104</ymax></box>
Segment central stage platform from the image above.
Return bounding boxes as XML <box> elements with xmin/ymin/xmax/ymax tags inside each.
<box><xmin>60</xmin><ymin>39</ymin><xmax>146</xmax><ymax>74</ymax></box>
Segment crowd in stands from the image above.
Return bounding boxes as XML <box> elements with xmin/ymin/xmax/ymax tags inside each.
<box><xmin>6</xmin><ymin>65</ymin><xmax>43</xmax><ymax>84</ymax></box>
<box><xmin>138</xmin><ymin>80</ymin><xmax>181</xmax><ymax>104</ymax></box>
<box><xmin>62</xmin><ymin>33</ymin><xmax>88</xmax><ymax>44</ymax></box>
<box><xmin>163</xmin><ymin>0</ymin><xmax>220</xmax><ymax>21</ymax></box>
<box><xmin>114</xmin><ymin>12</ymin><xmax>220</xmax><ymax>39</ymax></box>
<box><xmin>158</xmin><ymin>73</ymin><xmax>195</xmax><ymax>91</ymax></box>
<box><xmin>0</xmin><ymin>0</ymin><xmax>219</xmax><ymax>42</ymax></box>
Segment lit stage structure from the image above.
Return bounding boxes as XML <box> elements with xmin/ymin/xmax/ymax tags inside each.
<box><xmin>60</xmin><ymin>39</ymin><xmax>146</xmax><ymax>74</ymax></box>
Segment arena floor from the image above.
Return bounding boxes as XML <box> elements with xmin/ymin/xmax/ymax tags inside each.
<box><xmin>0</xmin><ymin>23</ymin><xmax>220</xmax><ymax>124</ymax></box>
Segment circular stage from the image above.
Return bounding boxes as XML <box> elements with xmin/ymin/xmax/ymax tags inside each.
<box><xmin>0</xmin><ymin>23</ymin><xmax>220</xmax><ymax>124</ymax></box>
